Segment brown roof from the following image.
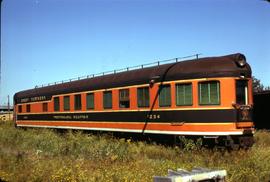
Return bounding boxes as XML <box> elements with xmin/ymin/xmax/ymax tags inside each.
<box><xmin>14</xmin><ymin>53</ymin><xmax>251</xmax><ymax>104</ymax></box>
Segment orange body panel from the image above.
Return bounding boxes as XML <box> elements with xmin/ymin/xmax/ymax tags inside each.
<box><xmin>111</xmin><ymin>89</ymin><xmax>117</xmax><ymax>110</ymax></box>
<box><xmin>95</xmin><ymin>92</ymin><xmax>103</xmax><ymax>111</ymax></box>
<box><xmin>192</xmin><ymin>81</ymin><xmax>199</xmax><ymax>108</ymax></box>
<box><xmin>150</xmin><ymin>84</ymin><xmax>159</xmax><ymax>109</ymax></box>
<box><xmin>81</xmin><ymin>93</ymin><xmax>87</xmax><ymax>111</ymax></box>
<box><xmin>129</xmin><ymin>87</ymin><xmax>137</xmax><ymax>110</ymax></box>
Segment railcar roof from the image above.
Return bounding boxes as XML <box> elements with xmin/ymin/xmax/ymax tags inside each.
<box><xmin>14</xmin><ymin>53</ymin><xmax>251</xmax><ymax>104</ymax></box>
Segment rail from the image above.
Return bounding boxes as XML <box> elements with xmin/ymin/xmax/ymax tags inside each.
<box><xmin>35</xmin><ymin>53</ymin><xmax>201</xmax><ymax>88</ymax></box>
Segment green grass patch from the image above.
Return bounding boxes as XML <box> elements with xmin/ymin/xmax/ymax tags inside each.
<box><xmin>0</xmin><ymin>121</ymin><xmax>270</xmax><ymax>181</ymax></box>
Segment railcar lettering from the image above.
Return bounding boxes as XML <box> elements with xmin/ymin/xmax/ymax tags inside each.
<box><xmin>30</xmin><ymin>96</ymin><xmax>47</xmax><ymax>102</ymax></box>
<box><xmin>147</xmin><ymin>114</ymin><xmax>160</xmax><ymax>120</ymax></box>
<box><xmin>53</xmin><ymin>115</ymin><xmax>72</xmax><ymax>119</ymax></box>
<box><xmin>73</xmin><ymin>115</ymin><xmax>89</xmax><ymax>119</ymax></box>
<box><xmin>171</xmin><ymin>122</ymin><xmax>185</xmax><ymax>126</ymax></box>
<box><xmin>20</xmin><ymin>96</ymin><xmax>47</xmax><ymax>103</ymax></box>
<box><xmin>21</xmin><ymin>98</ymin><xmax>29</xmax><ymax>103</ymax></box>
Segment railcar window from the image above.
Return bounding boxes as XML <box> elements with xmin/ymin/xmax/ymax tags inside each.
<box><xmin>137</xmin><ymin>87</ymin><xmax>149</xmax><ymax>107</ymax></box>
<box><xmin>236</xmin><ymin>80</ymin><xmax>248</xmax><ymax>105</ymax></box>
<box><xmin>54</xmin><ymin>97</ymin><xmax>60</xmax><ymax>111</ymax></box>
<box><xmin>64</xmin><ymin>96</ymin><xmax>70</xmax><ymax>111</ymax></box>
<box><xmin>103</xmin><ymin>91</ymin><xmax>112</xmax><ymax>109</ymax></box>
<box><xmin>176</xmin><ymin>83</ymin><xmax>192</xmax><ymax>106</ymax></box>
<box><xmin>119</xmin><ymin>89</ymin><xmax>130</xmax><ymax>108</ymax></box>
<box><xmin>43</xmin><ymin>103</ymin><xmax>48</xmax><ymax>112</ymax></box>
<box><xmin>199</xmin><ymin>81</ymin><xmax>220</xmax><ymax>105</ymax></box>
<box><xmin>26</xmin><ymin>104</ymin><xmax>31</xmax><ymax>112</ymax></box>
<box><xmin>74</xmin><ymin>94</ymin><xmax>82</xmax><ymax>110</ymax></box>
<box><xmin>159</xmin><ymin>85</ymin><xmax>171</xmax><ymax>107</ymax></box>
<box><xmin>18</xmin><ymin>105</ymin><xmax>22</xmax><ymax>113</ymax></box>
<box><xmin>86</xmin><ymin>93</ymin><xmax>94</xmax><ymax>109</ymax></box>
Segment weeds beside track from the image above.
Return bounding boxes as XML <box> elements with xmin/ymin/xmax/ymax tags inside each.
<box><xmin>0</xmin><ymin>121</ymin><xmax>270</xmax><ymax>182</ymax></box>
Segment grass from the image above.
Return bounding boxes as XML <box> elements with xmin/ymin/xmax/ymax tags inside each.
<box><xmin>0</xmin><ymin>121</ymin><xmax>270</xmax><ymax>182</ymax></box>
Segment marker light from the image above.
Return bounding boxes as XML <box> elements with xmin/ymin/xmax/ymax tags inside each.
<box><xmin>235</xmin><ymin>54</ymin><xmax>246</xmax><ymax>68</ymax></box>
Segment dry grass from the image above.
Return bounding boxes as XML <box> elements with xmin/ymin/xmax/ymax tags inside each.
<box><xmin>0</xmin><ymin>121</ymin><xmax>270</xmax><ymax>182</ymax></box>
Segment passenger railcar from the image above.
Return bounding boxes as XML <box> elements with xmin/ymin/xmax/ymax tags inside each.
<box><xmin>13</xmin><ymin>53</ymin><xmax>254</xmax><ymax>148</ymax></box>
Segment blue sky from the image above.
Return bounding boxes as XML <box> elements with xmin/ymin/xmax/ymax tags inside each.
<box><xmin>1</xmin><ymin>0</ymin><xmax>270</xmax><ymax>105</ymax></box>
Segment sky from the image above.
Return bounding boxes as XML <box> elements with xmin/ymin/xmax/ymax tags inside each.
<box><xmin>1</xmin><ymin>0</ymin><xmax>270</xmax><ymax>105</ymax></box>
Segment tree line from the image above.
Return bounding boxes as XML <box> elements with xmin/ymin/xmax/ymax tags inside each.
<box><xmin>253</xmin><ymin>76</ymin><xmax>270</xmax><ymax>93</ymax></box>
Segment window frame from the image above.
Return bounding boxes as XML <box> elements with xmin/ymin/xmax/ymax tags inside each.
<box><xmin>103</xmin><ymin>91</ymin><xmax>112</xmax><ymax>109</ymax></box>
<box><xmin>175</xmin><ymin>82</ymin><xmax>193</xmax><ymax>106</ymax></box>
<box><xmin>137</xmin><ymin>87</ymin><xmax>150</xmax><ymax>108</ymax></box>
<box><xmin>42</xmin><ymin>102</ymin><xmax>48</xmax><ymax>112</ymax></box>
<box><xmin>119</xmin><ymin>89</ymin><xmax>130</xmax><ymax>108</ymax></box>
<box><xmin>63</xmin><ymin>96</ymin><xmax>70</xmax><ymax>111</ymax></box>
<box><xmin>198</xmin><ymin>81</ymin><xmax>220</xmax><ymax>105</ymax></box>
<box><xmin>26</xmin><ymin>104</ymin><xmax>31</xmax><ymax>113</ymax></box>
<box><xmin>159</xmin><ymin>84</ymin><xmax>171</xmax><ymax>107</ymax></box>
<box><xmin>86</xmin><ymin>92</ymin><xmax>95</xmax><ymax>110</ymax></box>
<box><xmin>74</xmin><ymin>94</ymin><xmax>82</xmax><ymax>110</ymax></box>
<box><xmin>18</xmin><ymin>105</ymin><xmax>22</xmax><ymax>113</ymax></box>
<box><xmin>54</xmin><ymin>97</ymin><xmax>60</xmax><ymax>111</ymax></box>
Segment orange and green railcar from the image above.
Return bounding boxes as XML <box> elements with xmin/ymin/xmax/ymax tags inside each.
<box><xmin>13</xmin><ymin>53</ymin><xmax>254</xmax><ymax>148</ymax></box>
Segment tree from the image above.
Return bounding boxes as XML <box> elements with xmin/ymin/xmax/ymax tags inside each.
<box><xmin>265</xmin><ymin>86</ymin><xmax>270</xmax><ymax>90</ymax></box>
<box><xmin>252</xmin><ymin>76</ymin><xmax>268</xmax><ymax>92</ymax></box>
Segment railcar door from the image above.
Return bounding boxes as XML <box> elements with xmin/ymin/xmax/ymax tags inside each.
<box><xmin>235</xmin><ymin>80</ymin><xmax>252</xmax><ymax>127</ymax></box>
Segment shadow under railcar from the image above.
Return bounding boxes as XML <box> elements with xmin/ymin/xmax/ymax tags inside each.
<box><xmin>253</xmin><ymin>90</ymin><xmax>270</xmax><ymax>129</ymax></box>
